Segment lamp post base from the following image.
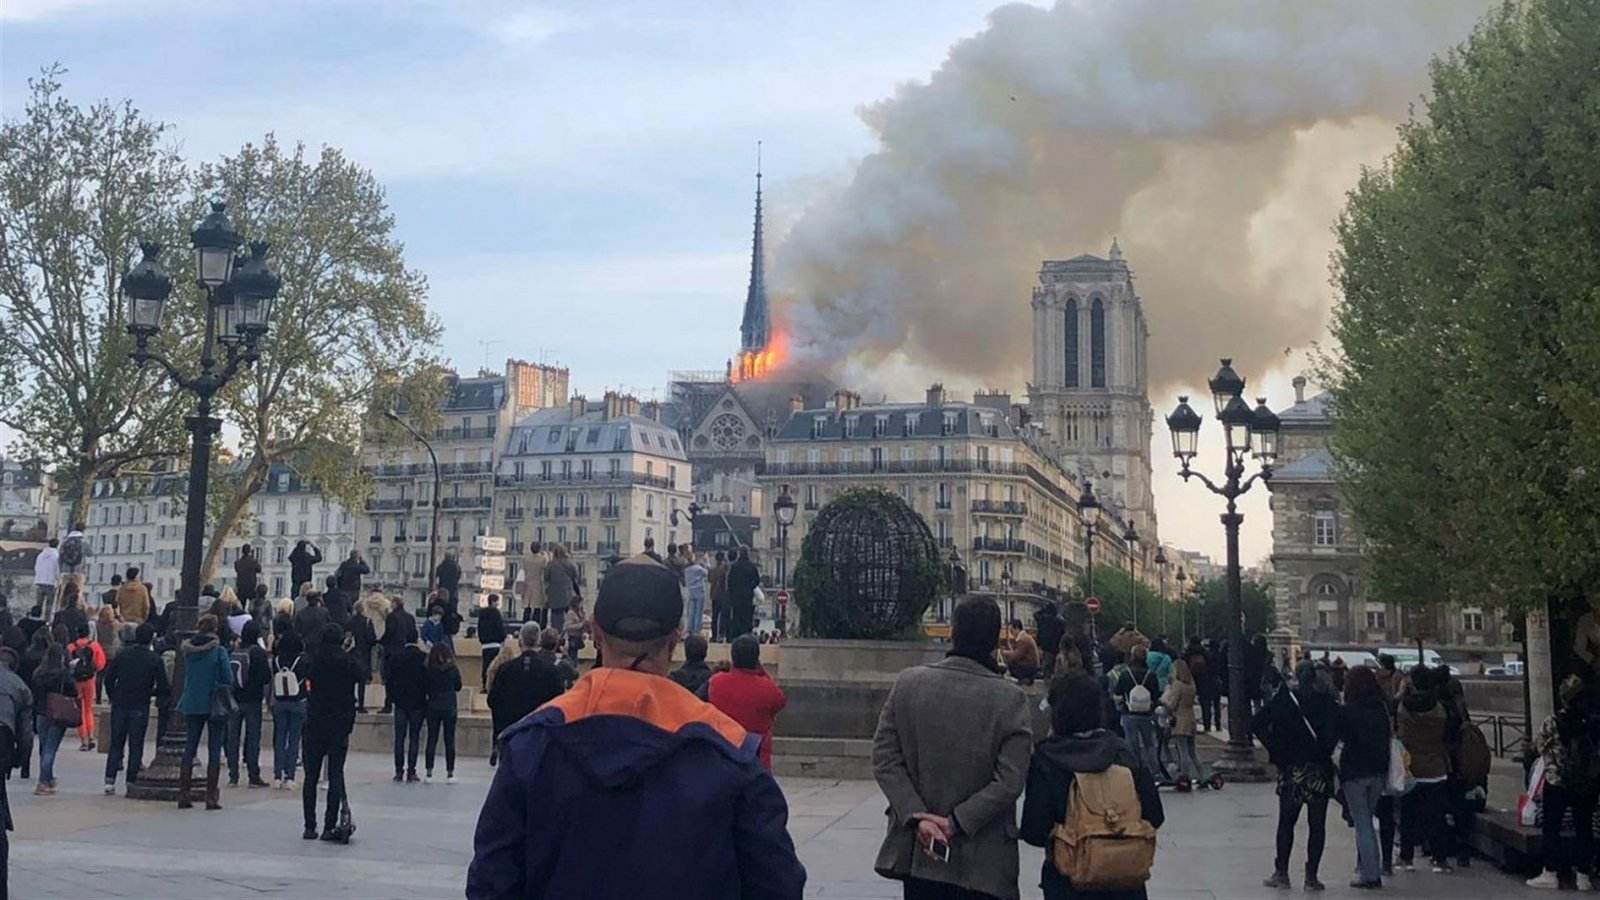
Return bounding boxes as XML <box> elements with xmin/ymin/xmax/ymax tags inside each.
<box><xmin>126</xmin><ymin>604</ymin><xmax>199</xmax><ymax>803</ymax></box>
<box><xmin>1212</xmin><ymin>743</ymin><xmax>1273</xmax><ymax>783</ymax></box>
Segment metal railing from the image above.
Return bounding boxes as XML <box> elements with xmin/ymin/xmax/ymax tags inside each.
<box><xmin>1471</xmin><ymin>712</ymin><xmax>1530</xmax><ymax>758</ymax></box>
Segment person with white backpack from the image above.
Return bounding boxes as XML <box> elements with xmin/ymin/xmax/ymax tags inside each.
<box><xmin>269</xmin><ymin>613</ymin><xmax>308</xmax><ymax>790</ymax></box>
<box><xmin>1021</xmin><ymin>672</ymin><xmax>1164</xmax><ymax>899</ymax></box>
<box><xmin>1109</xmin><ymin>645</ymin><xmax>1163</xmax><ymax>778</ymax></box>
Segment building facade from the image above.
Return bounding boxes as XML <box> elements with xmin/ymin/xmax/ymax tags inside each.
<box><xmin>239</xmin><ymin>466</ymin><xmax>355</xmax><ymax>599</ymax></box>
<box><xmin>495</xmin><ymin>392</ymin><xmax>694</xmax><ymax>600</ymax></box>
<box><xmin>758</xmin><ymin>385</ymin><xmax>1089</xmax><ymax>625</ymax></box>
<box><xmin>1268</xmin><ymin>377</ymin><xmax>1514</xmax><ymax>653</ymax></box>
<box><xmin>1027</xmin><ymin>243</ymin><xmax>1159</xmax><ymax>542</ymax></box>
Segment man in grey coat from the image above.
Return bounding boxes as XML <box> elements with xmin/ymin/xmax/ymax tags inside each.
<box><xmin>872</xmin><ymin>596</ymin><xmax>1032</xmax><ymax>900</ymax></box>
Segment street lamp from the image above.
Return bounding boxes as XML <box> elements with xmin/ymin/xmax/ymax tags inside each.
<box><xmin>119</xmin><ymin>204</ymin><xmax>280</xmax><ymax>802</ymax></box>
<box><xmin>1175</xmin><ymin>566</ymin><xmax>1188</xmax><ymax>645</ymax></box>
<box><xmin>773</xmin><ymin>485</ymin><xmax>797</xmax><ymax>632</ymax></box>
<box><xmin>1001</xmin><ymin>567</ymin><xmax>1014</xmax><ymax>623</ymax></box>
<box><xmin>1077</xmin><ymin>478</ymin><xmax>1101</xmax><ymax>638</ymax></box>
<box><xmin>1155</xmin><ymin>546</ymin><xmax>1169</xmax><ymax>637</ymax></box>
<box><xmin>1165</xmin><ymin>358</ymin><xmax>1281</xmax><ymax>782</ymax></box>
<box><xmin>384</xmin><ymin>410</ymin><xmax>442</xmax><ymax>602</ymax></box>
<box><xmin>1123</xmin><ymin>520</ymin><xmax>1140</xmax><ymax>632</ymax></box>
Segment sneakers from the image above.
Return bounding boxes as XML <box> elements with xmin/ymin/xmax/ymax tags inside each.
<box><xmin>302</xmin><ymin>827</ymin><xmax>319</xmax><ymax>840</ymax></box>
<box><xmin>1431</xmin><ymin>862</ymin><xmax>1453</xmax><ymax>874</ymax></box>
<box><xmin>283</xmin><ymin>779</ymin><xmax>297</xmax><ymax>791</ymax></box>
<box><xmin>393</xmin><ymin>772</ymin><xmax>403</xmax><ymax>783</ymax></box>
<box><xmin>227</xmin><ymin>774</ymin><xmax>240</xmax><ymax>788</ymax></box>
<box><xmin>426</xmin><ymin>770</ymin><xmax>434</xmax><ymax>781</ymax></box>
<box><xmin>1526</xmin><ymin>870</ymin><xmax>1561</xmax><ymax>890</ymax></box>
<box><xmin>1263</xmin><ymin>872</ymin><xmax>1292</xmax><ymax>889</ymax></box>
<box><xmin>273</xmin><ymin>778</ymin><xmax>284</xmax><ymax>790</ymax></box>
<box><xmin>447</xmin><ymin>772</ymin><xmax>456</xmax><ymax>783</ymax></box>
<box><xmin>248</xmin><ymin>777</ymin><xmax>270</xmax><ymax>788</ymax></box>
<box><xmin>1304</xmin><ymin>875</ymin><xmax>1325</xmax><ymax>892</ymax></box>
<box><xmin>406</xmin><ymin>771</ymin><xmax>421</xmax><ymax>784</ymax></box>
<box><xmin>1397</xmin><ymin>861</ymin><xmax>1415</xmax><ymax>873</ymax></box>
<box><xmin>33</xmin><ymin>783</ymin><xmax>53</xmax><ymax>796</ymax></box>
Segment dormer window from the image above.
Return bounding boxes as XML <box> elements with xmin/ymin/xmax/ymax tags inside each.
<box><xmin>811</xmin><ymin>415</ymin><xmax>827</xmax><ymax>439</ymax></box>
<box><xmin>942</xmin><ymin>413</ymin><xmax>957</xmax><ymax>436</ymax></box>
<box><xmin>905</xmin><ymin>413</ymin><xmax>920</xmax><ymax>437</ymax></box>
<box><xmin>874</xmin><ymin>415</ymin><xmax>889</xmax><ymax>437</ymax></box>
<box><xmin>844</xmin><ymin>415</ymin><xmax>859</xmax><ymax>438</ymax></box>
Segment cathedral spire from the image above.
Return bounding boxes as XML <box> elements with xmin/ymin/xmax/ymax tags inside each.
<box><xmin>740</xmin><ymin>142</ymin><xmax>770</xmax><ymax>354</ymax></box>
<box><xmin>1108</xmin><ymin>236</ymin><xmax>1124</xmax><ymax>262</ymax></box>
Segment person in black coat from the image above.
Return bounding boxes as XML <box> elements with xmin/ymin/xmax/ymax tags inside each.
<box><xmin>348</xmin><ymin>611</ymin><xmax>377</xmax><ymax>713</ymax></box>
<box><xmin>301</xmin><ymin>624</ymin><xmax>360</xmax><ymax>842</ymax></box>
<box><xmin>1034</xmin><ymin>602</ymin><xmax>1066</xmax><ymax>678</ymax></box>
<box><xmin>386</xmin><ymin>641</ymin><xmax>428</xmax><ymax>782</ymax></box>
<box><xmin>436</xmin><ymin>553</ymin><xmax>463</xmax><ymax>606</ymax></box>
<box><xmin>1338</xmin><ymin>667</ymin><xmax>1394</xmax><ymax>888</ymax></box>
<box><xmin>378</xmin><ymin>596</ymin><xmax>418</xmax><ymax>715</ymax></box>
<box><xmin>486</xmin><ymin>623</ymin><xmax>564</xmax><ymax>743</ymax></box>
<box><xmin>668</xmin><ymin>633</ymin><xmax>713</xmax><ymax>697</ymax></box>
<box><xmin>225</xmin><ymin>620</ymin><xmax>272</xmax><ymax>788</ymax></box>
<box><xmin>322</xmin><ymin>575</ymin><xmax>351</xmax><ymax>627</ymax></box>
<box><xmin>233</xmin><ymin>545</ymin><xmax>262</xmax><ymax>603</ymax></box>
<box><xmin>102</xmin><ymin>623</ymin><xmax>170</xmax><ymax>793</ymax></box>
<box><xmin>474</xmin><ymin>595</ymin><xmax>507</xmax><ymax>690</ymax></box>
<box><xmin>726</xmin><ymin>549</ymin><xmax>760</xmax><ymax>638</ymax></box>
<box><xmin>289</xmin><ymin>540</ymin><xmax>322</xmax><ymax>598</ymax></box>
<box><xmin>1252</xmin><ymin>661</ymin><xmax>1340</xmax><ymax>891</ymax></box>
<box><xmin>1021</xmin><ymin>672</ymin><xmax>1164</xmax><ymax>900</ymax></box>
<box><xmin>335</xmin><ymin>552</ymin><xmax>370</xmax><ymax>602</ymax></box>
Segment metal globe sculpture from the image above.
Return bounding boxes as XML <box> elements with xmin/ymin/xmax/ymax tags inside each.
<box><xmin>792</xmin><ymin>487</ymin><xmax>945</xmax><ymax>640</ymax></box>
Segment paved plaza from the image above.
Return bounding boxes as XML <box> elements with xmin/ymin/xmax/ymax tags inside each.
<box><xmin>0</xmin><ymin>743</ymin><xmax>1553</xmax><ymax>899</ymax></box>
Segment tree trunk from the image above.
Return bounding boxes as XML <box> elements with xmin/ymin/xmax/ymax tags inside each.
<box><xmin>198</xmin><ymin>458</ymin><xmax>270</xmax><ymax>590</ymax></box>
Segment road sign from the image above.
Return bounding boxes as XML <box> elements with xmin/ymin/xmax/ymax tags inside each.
<box><xmin>776</xmin><ymin>589</ymin><xmax>790</xmax><ymax>607</ymax></box>
<box><xmin>478</xmin><ymin>574</ymin><xmax>505</xmax><ymax>591</ymax></box>
<box><xmin>476</xmin><ymin>535</ymin><xmax>507</xmax><ymax>553</ymax></box>
<box><xmin>475</xmin><ymin>555</ymin><xmax>506</xmax><ymax>573</ymax></box>
<box><xmin>1086</xmin><ymin>596</ymin><xmax>1102</xmax><ymax>615</ymax></box>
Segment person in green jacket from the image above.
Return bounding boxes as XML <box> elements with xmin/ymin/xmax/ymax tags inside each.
<box><xmin>176</xmin><ymin>614</ymin><xmax>232</xmax><ymax>811</ymax></box>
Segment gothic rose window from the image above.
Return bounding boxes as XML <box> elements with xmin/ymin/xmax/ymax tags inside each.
<box><xmin>710</xmin><ymin>414</ymin><xmax>746</xmax><ymax>450</ymax></box>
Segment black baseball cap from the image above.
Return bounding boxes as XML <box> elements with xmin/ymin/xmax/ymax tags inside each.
<box><xmin>595</xmin><ymin>554</ymin><xmax>683</xmax><ymax>642</ymax></box>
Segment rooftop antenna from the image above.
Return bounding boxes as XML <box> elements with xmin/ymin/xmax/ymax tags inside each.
<box><xmin>479</xmin><ymin>339</ymin><xmax>503</xmax><ymax>370</ymax></box>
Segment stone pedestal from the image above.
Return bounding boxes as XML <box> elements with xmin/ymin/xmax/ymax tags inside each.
<box><xmin>777</xmin><ymin>639</ymin><xmax>946</xmax><ymax>684</ymax></box>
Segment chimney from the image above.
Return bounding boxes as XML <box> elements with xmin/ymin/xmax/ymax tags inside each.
<box><xmin>1292</xmin><ymin>375</ymin><xmax>1308</xmax><ymax>405</ymax></box>
<box><xmin>832</xmin><ymin>390</ymin><xmax>860</xmax><ymax>412</ymax></box>
<box><xmin>790</xmin><ymin>395</ymin><xmax>805</xmax><ymax>416</ymax></box>
<box><xmin>926</xmin><ymin>383</ymin><xmax>946</xmax><ymax>409</ymax></box>
<box><xmin>641</xmin><ymin>400</ymin><xmax>662</xmax><ymax>423</ymax></box>
<box><xmin>622</xmin><ymin>394</ymin><xmax>641</xmax><ymax>419</ymax></box>
<box><xmin>569</xmin><ymin>395</ymin><xmax>588</xmax><ymax>419</ymax></box>
<box><xmin>602</xmin><ymin>391</ymin><xmax>621</xmax><ymax>420</ymax></box>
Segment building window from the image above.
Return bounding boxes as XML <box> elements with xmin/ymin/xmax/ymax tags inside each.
<box><xmin>870</xmin><ymin>447</ymin><xmax>885</xmax><ymax>471</ymax></box>
<box><xmin>811</xmin><ymin>416</ymin><xmax>826</xmax><ymax>438</ymax></box>
<box><xmin>873</xmin><ymin>415</ymin><xmax>888</xmax><ymax>437</ymax></box>
<box><xmin>1314</xmin><ymin>511</ymin><xmax>1337</xmax><ymax>546</ymax></box>
<box><xmin>1317</xmin><ymin>610</ymin><xmax>1333</xmax><ymax>629</ymax></box>
<box><xmin>1313</xmin><ymin>580</ymin><xmax>1338</xmax><ymax>597</ymax></box>
<box><xmin>1064</xmin><ymin>298</ymin><xmax>1079</xmax><ymax>388</ymax></box>
<box><xmin>1365</xmin><ymin>610</ymin><xmax>1387</xmax><ymax>630</ymax></box>
<box><xmin>844</xmin><ymin>415</ymin><xmax>858</xmax><ymax>438</ymax></box>
<box><xmin>1090</xmin><ymin>298</ymin><xmax>1106</xmax><ymax>387</ymax></box>
<box><xmin>936</xmin><ymin>483</ymin><xmax>952</xmax><ymax>509</ymax></box>
<box><xmin>1463</xmin><ymin>611</ymin><xmax>1485</xmax><ymax>632</ymax></box>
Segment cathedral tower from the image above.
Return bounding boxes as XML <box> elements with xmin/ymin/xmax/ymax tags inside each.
<box><xmin>1027</xmin><ymin>241</ymin><xmax>1158</xmax><ymax>539</ymax></box>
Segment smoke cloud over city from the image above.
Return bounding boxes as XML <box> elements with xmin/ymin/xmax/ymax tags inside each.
<box><xmin>771</xmin><ymin>0</ymin><xmax>1494</xmax><ymax>394</ymax></box>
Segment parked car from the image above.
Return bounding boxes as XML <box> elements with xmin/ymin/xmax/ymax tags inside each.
<box><xmin>1485</xmin><ymin>661</ymin><xmax>1525</xmax><ymax>679</ymax></box>
<box><xmin>1311</xmin><ymin>649</ymin><xmax>1379</xmax><ymax>670</ymax></box>
<box><xmin>1378</xmin><ymin>646</ymin><xmax>1461</xmax><ymax>676</ymax></box>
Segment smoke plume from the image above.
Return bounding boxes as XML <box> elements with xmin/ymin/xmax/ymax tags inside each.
<box><xmin>772</xmin><ymin>0</ymin><xmax>1494</xmax><ymax>394</ymax></box>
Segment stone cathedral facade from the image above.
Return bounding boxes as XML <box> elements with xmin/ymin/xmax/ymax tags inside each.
<box><xmin>1027</xmin><ymin>241</ymin><xmax>1159</xmax><ymax>540</ymax></box>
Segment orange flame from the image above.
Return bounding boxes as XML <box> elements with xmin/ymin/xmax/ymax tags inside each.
<box><xmin>734</xmin><ymin>329</ymin><xmax>788</xmax><ymax>382</ymax></box>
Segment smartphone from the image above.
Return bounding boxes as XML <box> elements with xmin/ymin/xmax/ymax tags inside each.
<box><xmin>927</xmin><ymin>837</ymin><xmax>951</xmax><ymax>863</ymax></box>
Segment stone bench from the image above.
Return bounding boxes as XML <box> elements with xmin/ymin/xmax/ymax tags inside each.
<box><xmin>1468</xmin><ymin>808</ymin><xmax>1543</xmax><ymax>874</ymax></box>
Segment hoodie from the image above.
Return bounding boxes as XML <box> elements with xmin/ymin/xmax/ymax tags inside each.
<box><xmin>468</xmin><ymin>668</ymin><xmax>806</xmax><ymax>900</ymax></box>
<box><xmin>175</xmin><ymin>633</ymin><xmax>231</xmax><ymax>716</ymax></box>
<box><xmin>1019</xmin><ymin>731</ymin><xmax>1165</xmax><ymax>900</ymax></box>
<box><xmin>1397</xmin><ymin>690</ymin><xmax>1450</xmax><ymax>780</ymax></box>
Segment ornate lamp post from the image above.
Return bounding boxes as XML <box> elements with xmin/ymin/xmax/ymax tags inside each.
<box><xmin>1077</xmin><ymin>479</ymin><xmax>1101</xmax><ymax>638</ymax></box>
<box><xmin>1122</xmin><ymin>520</ymin><xmax>1140</xmax><ymax>632</ymax></box>
<box><xmin>1175</xmin><ymin>566</ymin><xmax>1188</xmax><ymax>644</ymax></box>
<box><xmin>1155</xmin><ymin>547</ymin><xmax>1169</xmax><ymax>638</ymax></box>
<box><xmin>773</xmin><ymin>485</ymin><xmax>797</xmax><ymax>632</ymax></box>
<box><xmin>120</xmin><ymin>203</ymin><xmax>280</xmax><ymax>800</ymax></box>
<box><xmin>1164</xmin><ymin>357</ymin><xmax>1281</xmax><ymax>782</ymax></box>
<box><xmin>383</xmin><ymin>410</ymin><xmax>442</xmax><ymax>602</ymax></box>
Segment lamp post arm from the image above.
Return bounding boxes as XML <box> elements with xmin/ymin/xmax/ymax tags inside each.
<box><xmin>1237</xmin><ymin>468</ymin><xmax>1272</xmax><ymax>497</ymax></box>
<box><xmin>1178</xmin><ymin>467</ymin><xmax>1225</xmax><ymax>496</ymax></box>
<box><xmin>132</xmin><ymin>348</ymin><xmax>196</xmax><ymax>394</ymax></box>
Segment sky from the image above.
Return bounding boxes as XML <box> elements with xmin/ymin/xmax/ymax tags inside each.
<box><xmin>0</xmin><ymin>0</ymin><xmax>1471</xmax><ymax>568</ymax></box>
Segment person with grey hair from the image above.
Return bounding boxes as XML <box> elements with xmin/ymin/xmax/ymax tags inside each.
<box><xmin>485</xmin><ymin>622</ymin><xmax>564</xmax><ymax>747</ymax></box>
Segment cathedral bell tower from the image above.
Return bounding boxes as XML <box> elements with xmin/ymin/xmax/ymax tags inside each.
<box><xmin>1027</xmin><ymin>240</ymin><xmax>1158</xmax><ymax>539</ymax></box>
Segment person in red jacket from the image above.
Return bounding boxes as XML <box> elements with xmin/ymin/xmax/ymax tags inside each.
<box><xmin>706</xmin><ymin>634</ymin><xmax>786</xmax><ymax>770</ymax></box>
<box><xmin>65</xmin><ymin>627</ymin><xmax>106</xmax><ymax>750</ymax></box>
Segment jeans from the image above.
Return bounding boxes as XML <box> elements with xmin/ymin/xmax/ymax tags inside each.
<box><xmin>273</xmin><ymin>701</ymin><xmax>306</xmax><ymax>781</ymax></box>
<box><xmin>36</xmin><ymin>722</ymin><xmax>66</xmax><ymax>784</ymax></box>
<box><xmin>1174</xmin><ymin>734</ymin><xmax>1205</xmax><ymax>782</ymax></box>
<box><xmin>685</xmin><ymin>591</ymin><xmax>706</xmax><ymax>635</ymax></box>
<box><xmin>425</xmin><ymin>709</ymin><xmax>457</xmax><ymax>775</ymax></box>
<box><xmin>302</xmin><ymin>728</ymin><xmax>348</xmax><ymax>832</ymax></box>
<box><xmin>225</xmin><ymin>700</ymin><xmax>263</xmax><ymax>781</ymax></box>
<box><xmin>104</xmin><ymin>705</ymin><xmax>150</xmax><ymax>785</ymax></box>
<box><xmin>181</xmin><ymin>714</ymin><xmax>224</xmax><ymax>768</ymax></box>
<box><xmin>1400</xmin><ymin>780</ymin><xmax>1452</xmax><ymax>864</ymax></box>
<box><xmin>1274</xmin><ymin>791</ymin><xmax>1330</xmax><ymax>878</ymax></box>
<box><xmin>480</xmin><ymin>648</ymin><xmax>498</xmax><ymax>691</ymax></box>
<box><xmin>35</xmin><ymin>584</ymin><xmax>55</xmax><ymax>620</ymax></box>
<box><xmin>393</xmin><ymin>707</ymin><xmax>423</xmax><ymax>775</ymax></box>
<box><xmin>1540</xmin><ymin>782</ymin><xmax>1599</xmax><ymax>876</ymax></box>
<box><xmin>1343</xmin><ymin>775</ymin><xmax>1386</xmax><ymax>884</ymax></box>
<box><xmin>1120</xmin><ymin>713</ymin><xmax>1160</xmax><ymax>776</ymax></box>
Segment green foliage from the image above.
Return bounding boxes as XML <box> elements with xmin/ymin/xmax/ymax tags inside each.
<box><xmin>0</xmin><ymin>67</ymin><xmax>190</xmax><ymax>523</ymax></box>
<box><xmin>1190</xmin><ymin>576</ymin><xmax>1277</xmax><ymax>642</ymax></box>
<box><xmin>1073</xmin><ymin>566</ymin><xmax>1274</xmax><ymax>641</ymax></box>
<box><xmin>1325</xmin><ymin>0</ymin><xmax>1600</xmax><ymax>615</ymax></box>
<box><xmin>194</xmin><ymin>136</ymin><xmax>441</xmax><ymax>581</ymax></box>
<box><xmin>792</xmin><ymin>487</ymin><xmax>944</xmax><ymax>640</ymax></box>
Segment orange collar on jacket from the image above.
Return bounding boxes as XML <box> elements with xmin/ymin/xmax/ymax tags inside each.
<box><xmin>544</xmin><ymin>668</ymin><xmax>748</xmax><ymax>748</ymax></box>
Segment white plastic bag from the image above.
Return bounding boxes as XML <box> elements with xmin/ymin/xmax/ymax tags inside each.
<box><xmin>1519</xmin><ymin>758</ymin><xmax>1548</xmax><ymax>826</ymax></box>
<box><xmin>1385</xmin><ymin>737</ymin><xmax>1409</xmax><ymax>796</ymax></box>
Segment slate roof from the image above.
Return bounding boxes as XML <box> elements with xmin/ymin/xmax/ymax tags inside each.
<box><xmin>1278</xmin><ymin>391</ymin><xmax>1333</xmax><ymax>424</ymax></box>
<box><xmin>1272</xmin><ymin>447</ymin><xmax>1334</xmax><ymax>483</ymax></box>
<box><xmin>772</xmin><ymin>401</ymin><xmax>1019</xmax><ymax>442</ymax></box>
<box><xmin>444</xmin><ymin>374</ymin><xmax>506</xmax><ymax>412</ymax></box>
<box><xmin>505</xmin><ymin>407</ymin><xmax>687</xmax><ymax>461</ymax></box>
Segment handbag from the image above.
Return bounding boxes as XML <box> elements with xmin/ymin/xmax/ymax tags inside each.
<box><xmin>45</xmin><ymin>692</ymin><xmax>81</xmax><ymax>729</ymax></box>
<box><xmin>210</xmin><ymin>677</ymin><xmax>239</xmax><ymax>721</ymax></box>
<box><xmin>1385</xmin><ymin>737</ymin><xmax>1410</xmax><ymax>797</ymax></box>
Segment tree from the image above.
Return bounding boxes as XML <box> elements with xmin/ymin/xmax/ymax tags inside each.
<box><xmin>1326</xmin><ymin>0</ymin><xmax>1600</xmax><ymax>617</ymax></box>
<box><xmin>188</xmin><ymin>136</ymin><xmax>441</xmax><ymax>585</ymax></box>
<box><xmin>1190</xmin><ymin>577</ymin><xmax>1275</xmax><ymax>643</ymax></box>
<box><xmin>0</xmin><ymin>68</ymin><xmax>190</xmax><ymax>525</ymax></box>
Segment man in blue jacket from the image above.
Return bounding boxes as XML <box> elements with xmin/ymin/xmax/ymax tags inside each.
<box><xmin>467</xmin><ymin>554</ymin><xmax>806</xmax><ymax>900</ymax></box>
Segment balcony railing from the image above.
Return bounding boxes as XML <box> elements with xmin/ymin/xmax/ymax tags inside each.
<box><xmin>440</xmin><ymin>496</ymin><xmax>493</xmax><ymax>510</ymax></box>
<box><xmin>762</xmin><ymin>459</ymin><xmax>1034</xmax><ymax>477</ymax></box>
<box><xmin>574</xmin><ymin>506</ymin><xmax>592</xmax><ymax>518</ymax></box>
<box><xmin>412</xmin><ymin>534</ymin><xmax>431</xmax><ymax>542</ymax></box>
<box><xmin>494</xmin><ymin>472</ymin><xmax>673</xmax><ymax>490</ymax></box>
<box><xmin>393</xmin><ymin>534</ymin><xmax>409</xmax><ymax>543</ymax></box>
<box><xmin>432</xmin><ymin>425</ymin><xmax>498</xmax><ymax>442</ymax></box>
<box><xmin>553</xmin><ymin>507</ymin><xmax>570</xmax><ymax>518</ymax></box>
<box><xmin>971</xmin><ymin>537</ymin><xmax>1028</xmax><ymax>554</ymax></box>
<box><xmin>971</xmin><ymin>499</ymin><xmax>1028</xmax><ymax>517</ymax></box>
<box><xmin>571</xmin><ymin>541</ymin><xmax>590</xmax><ymax>552</ymax></box>
<box><xmin>596</xmin><ymin>541</ymin><xmax>621</xmax><ymax>554</ymax></box>
<box><xmin>599</xmin><ymin>506</ymin><xmax>620</xmax><ymax>519</ymax></box>
<box><xmin>505</xmin><ymin>508</ymin><xmax>524</xmax><ymax>520</ymax></box>
<box><xmin>934</xmin><ymin>500</ymin><xmax>953</xmax><ymax>510</ymax></box>
<box><xmin>531</xmin><ymin>507</ymin><xmax>549</xmax><ymax>518</ymax></box>
<box><xmin>365</xmin><ymin>498</ymin><xmax>415</xmax><ymax>512</ymax></box>
<box><xmin>442</xmin><ymin>462</ymin><xmax>493</xmax><ymax>477</ymax></box>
